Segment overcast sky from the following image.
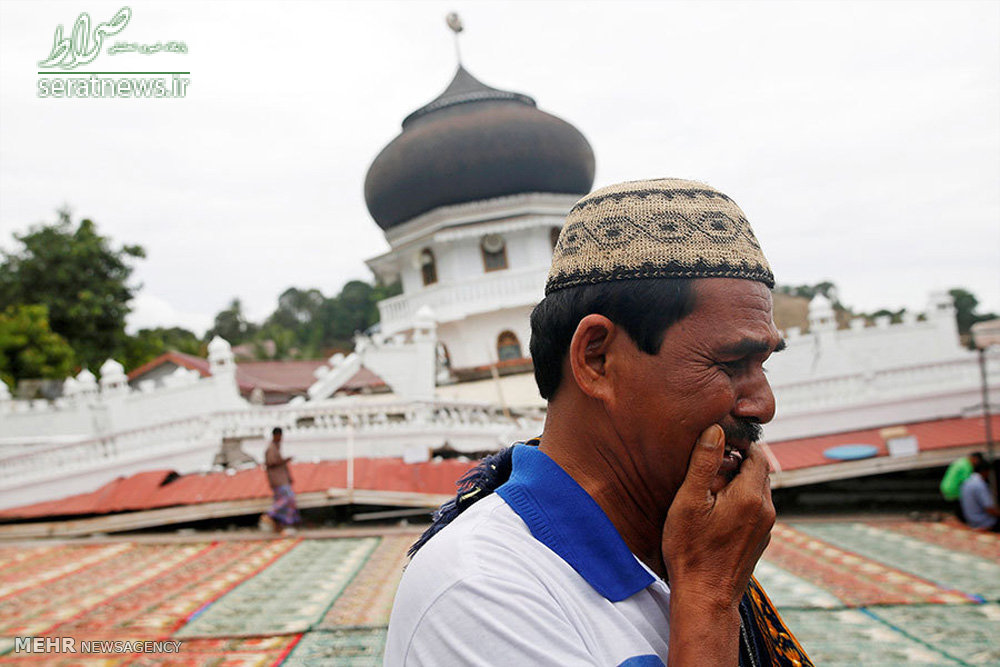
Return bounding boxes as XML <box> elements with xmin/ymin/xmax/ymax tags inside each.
<box><xmin>1</xmin><ymin>1</ymin><xmax>997</xmax><ymax>336</ymax></box>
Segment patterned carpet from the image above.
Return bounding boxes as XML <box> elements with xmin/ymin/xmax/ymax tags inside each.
<box><xmin>0</xmin><ymin>519</ymin><xmax>996</xmax><ymax>665</ymax></box>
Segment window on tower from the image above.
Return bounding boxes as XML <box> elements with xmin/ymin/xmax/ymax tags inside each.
<box><xmin>419</xmin><ymin>248</ymin><xmax>437</xmax><ymax>286</ymax></box>
<box><xmin>480</xmin><ymin>234</ymin><xmax>508</xmax><ymax>272</ymax></box>
<box><xmin>497</xmin><ymin>330</ymin><xmax>522</xmax><ymax>362</ymax></box>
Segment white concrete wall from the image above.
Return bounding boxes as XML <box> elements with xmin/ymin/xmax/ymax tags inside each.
<box><xmin>0</xmin><ymin>399</ymin><xmax>544</xmax><ymax>509</ymax></box>
<box><xmin>0</xmin><ymin>376</ymin><xmax>244</xmax><ymax>443</ymax></box>
<box><xmin>0</xmin><ymin>340</ymin><xmax>245</xmax><ymax>446</ymax></box>
<box><xmin>437</xmin><ymin>306</ymin><xmax>534</xmax><ymax>369</ymax></box>
<box><xmin>373</xmin><ymin>194</ymin><xmax>567</xmax><ymax>369</ymax></box>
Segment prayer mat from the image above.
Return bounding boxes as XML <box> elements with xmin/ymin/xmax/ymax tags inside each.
<box><xmin>127</xmin><ymin>635</ymin><xmax>300</xmax><ymax>666</ymax></box>
<box><xmin>752</xmin><ymin>560</ymin><xmax>841</xmax><ymax>609</ymax></box>
<box><xmin>873</xmin><ymin>520</ymin><xmax>1000</xmax><ymax>563</ymax></box>
<box><xmin>0</xmin><ymin>544</ymin><xmax>207</xmax><ymax>637</ymax></box>
<box><xmin>765</xmin><ymin>523</ymin><xmax>972</xmax><ymax>607</ymax></box>
<box><xmin>792</xmin><ymin>522</ymin><xmax>1000</xmax><ymax>601</ymax></box>
<box><xmin>0</xmin><ymin>543</ymin><xmax>131</xmax><ymax>600</ymax></box>
<box><xmin>284</xmin><ymin>628</ymin><xmax>387</xmax><ymax>666</ymax></box>
<box><xmin>869</xmin><ymin>602</ymin><xmax>1000</xmax><ymax>665</ymax></box>
<box><xmin>48</xmin><ymin>539</ymin><xmax>297</xmax><ymax>639</ymax></box>
<box><xmin>175</xmin><ymin>539</ymin><xmax>378</xmax><ymax>638</ymax></box>
<box><xmin>779</xmin><ymin>607</ymin><xmax>963</xmax><ymax>665</ymax></box>
<box><xmin>319</xmin><ymin>535</ymin><xmax>411</xmax><ymax>628</ymax></box>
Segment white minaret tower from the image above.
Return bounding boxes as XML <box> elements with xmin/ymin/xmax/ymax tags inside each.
<box><xmin>362</xmin><ymin>15</ymin><xmax>595</xmax><ymax>376</ymax></box>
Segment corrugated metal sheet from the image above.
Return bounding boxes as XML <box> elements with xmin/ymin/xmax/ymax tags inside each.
<box><xmin>0</xmin><ymin>458</ymin><xmax>474</xmax><ymax>520</ymax></box>
<box><xmin>767</xmin><ymin>415</ymin><xmax>999</xmax><ymax>471</ymax></box>
<box><xmin>128</xmin><ymin>352</ymin><xmax>384</xmax><ymax>395</ymax></box>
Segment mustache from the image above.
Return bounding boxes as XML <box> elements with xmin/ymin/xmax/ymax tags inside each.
<box><xmin>723</xmin><ymin>419</ymin><xmax>762</xmax><ymax>444</ymax></box>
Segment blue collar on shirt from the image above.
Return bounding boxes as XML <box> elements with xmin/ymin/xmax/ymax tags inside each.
<box><xmin>496</xmin><ymin>444</ymin><xmax>655</xmax><ymax>602</ymax></box>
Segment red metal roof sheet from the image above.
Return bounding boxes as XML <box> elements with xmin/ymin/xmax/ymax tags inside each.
<box><xmin>767</xmin><ymin>415</ymin><xmax>999</xmax><ymax>472</ymax></box>
<box><xmin>0</xmin><ymin>458</ymin><xmax>475</xmax><ymax>520</ymax></box>
<box><xmin>127</xmin><ymin>352</ymin><xmax>210</xmax><ymax>381</ymax></box>
<box><xmin>128</xmin><ymin>353</ymin><xmax>384</xmax><ymax>396</ymax></box>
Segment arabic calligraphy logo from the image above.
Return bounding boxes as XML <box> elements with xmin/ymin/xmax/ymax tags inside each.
<box><xmin>38</xmin><ymin>7</ymin><xmax>132</xmax><ymax>70</ymax></box>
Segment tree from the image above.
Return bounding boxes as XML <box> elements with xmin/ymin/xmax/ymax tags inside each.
<box><xmin>337</xmin><ymin>280</ymin><xmax>380</xmax><ymax>337</ymax></box>
<box><xmin>212</xmin><ymin>278</ymin><xmax>402</xmax><ymax>360</ymax></box>
<box><xmin>0</xmin><ymin>304</ymin><xmax>76</xmax><ymax>388</ymax></box>
<box><xmin>121</xmin><ymin>327</ymin><xmax>203</xmax><ymax>371</ymax></box>
<box><xmin>0</xmin><ymin>209</ymin><xmax>144</xmax><ymax>369</ymax></box>
<box><xmin>269</xmin><ymin>287</ymin><xmax>325</xmax><ymax>331</ymax></box>
<box><xmin>775</xmin><ymin>281</ymin><xmax>842</xmax><ymax>308</ymax></box>
<box><xmin>949</xmin><ymin>287</ymin><xmax>998</xmax><ymax>345</ymax></box>
<box><xmin>205</xmin><ymin>298</ymin><xmax>258</xmax><ymax>345</ymax></box>
<box><xmin>864</xmin><ymin>308</ymin><xmax>907</xmax><ymax>324</ymax></box>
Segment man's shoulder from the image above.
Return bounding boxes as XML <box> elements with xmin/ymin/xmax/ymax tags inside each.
<box><xmin>387</xmin><ymin>494</ymin><xmax>612</xmax><ymax>666</ymax></box>
<box><xmin>961</xmin><ymin>473</ymin><xmax>987</xmax><ymax>491</ymax></box>
<box><xmin>404</xmin><ymin>495</ymin><xmax>543</xmax><ymax>582</ymax></box>
<box><xmin>392</xmin><ymin>493</ymin><xmax>575</xmax><ymax>620</ymax></box>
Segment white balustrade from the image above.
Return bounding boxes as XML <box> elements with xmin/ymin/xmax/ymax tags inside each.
<box><xmin>378</xmin><ymin>267</ymin><xmax>547</xmax><ymax>335</ymax></box>
<box><xmin>0</xmin><ymin>397</ymin><xmax>541</xmax><ymax>508</ymax></box>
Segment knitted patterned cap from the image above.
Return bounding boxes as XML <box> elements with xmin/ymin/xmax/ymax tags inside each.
<box><xmin>546</xmin><ymin>178</ymin><xmax>773</xmax><ymax>295</ymax></box>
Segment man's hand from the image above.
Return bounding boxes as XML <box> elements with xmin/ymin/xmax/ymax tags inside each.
<box><xmin>662</xmin><ymin>424</ymin><xmax>775</xmax><ymax>666</ymax></box>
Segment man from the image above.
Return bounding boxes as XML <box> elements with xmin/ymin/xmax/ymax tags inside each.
<box><xmin>386</xmin><ymin>178</ymin><xmax>811</xmax><ymax>666</ymax></box>
<box><xmin>260</xmin><ymin>427</ymin><xmax>299</xmax><ymax>533</ymax></box>
<box><xmin>959</xmin><ymin>457</ymin><xmax>1000</xmax><ymax>532</ymax></box>
<box><xmin>940</xmin><ymin>452</ymin><xmax>984</xmax><ymax>522</ymax></box>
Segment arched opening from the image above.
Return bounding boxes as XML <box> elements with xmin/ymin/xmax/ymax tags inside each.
<box><xmin>419</xmin><ymin>248</ymin><xmax>438</xmax><ymax>286</ymax></box>
<box><xmin>480</xmin><ymin>234</ymin><xmax>508</xmax><ymax>272</ymax></box>
<box><xmin>497</xmin><ymin>330</ymin><xmax>522</xmax><ymax>362</ymax></box>
<box><xmin>436</xmin><ymin>342</ymin><xmax>452</xmax><ymax>371</ymax></box>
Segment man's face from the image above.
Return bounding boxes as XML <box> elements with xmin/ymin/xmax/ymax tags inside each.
<box><xmin>609</xmin><ymin>278</ymin><xmax>783</xmax><ymax>508</ymax></box>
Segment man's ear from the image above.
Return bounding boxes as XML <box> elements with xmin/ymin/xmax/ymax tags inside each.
<box><xmin>568</xmin><ymin>314</ymin><xmax>618</xmax><ymax>402</ymax></box>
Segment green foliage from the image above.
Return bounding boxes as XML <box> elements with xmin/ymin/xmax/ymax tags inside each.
<box><xmin>865</xmin><ymin>308</ymin><xmax>907</xmax><ymax>324</ymax></box>
<box><xmin>205</xmin><ymin>298</ymin><xmax>258</xmax><ymax>345</ymax></box>
<box><xmin>774</xmin><ymin>281</ymin><xmax>843</xmax><ymax>308</ymax></box>
<box><xmin>774</xmin><ymin>282</ymin><xmax>996</xmax><ymax>338</ymax></box>
<box><xmin>213</xmin><ymin>280</ymin><xmax>402</xmax><ymax>360</ymax></box>
<box><xmin>949</xmin><ymin>287</ymin><xmax>998</xmax><ymax>347</ymax></box>
<box><xmin>0</xmin><ymin>209</ymin><xmax>144</xmax><ymax>370</ymax></box>
<box><xmin>0</xmin><ymin>304</ymin><xmax>76</xmax><ymax>388</ymax></box>
<box><xmin>121</xmin><ymin>327</ymin><xmax>203</xmax><ymax>371</ymax></box>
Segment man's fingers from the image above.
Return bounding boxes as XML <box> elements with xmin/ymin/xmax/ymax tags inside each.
<box><xmin>719</xmin><ymin>443</ymin><xmax>770</xmax><ymax>499</ymax></box>
<box><xmin>679</xmin><ymin>424</ymin><xmax>725</xmax><ymax>494</ymax></box>
<box><xmin>740</xmin><ymin>443</ymin><xmax>770</xmax><ymax>486</ymax></box>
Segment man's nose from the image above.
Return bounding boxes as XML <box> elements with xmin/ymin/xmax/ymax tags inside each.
<box><xmin>733</xmin><ymin>372</ymin><xmax>776</xmax><ymax>424</ymax></box>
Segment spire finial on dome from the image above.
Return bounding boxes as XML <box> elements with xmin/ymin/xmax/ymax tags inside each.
<box><xmin>446</xmin><ymin>12</ymin><xmax>464</xmax><ymax>66</ymax></box>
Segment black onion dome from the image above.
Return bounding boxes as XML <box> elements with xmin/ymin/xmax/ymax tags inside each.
<box><xmin>365</xmin><ymin>66</ymin><xmax>596</xmax><ymax>230</ymax></box>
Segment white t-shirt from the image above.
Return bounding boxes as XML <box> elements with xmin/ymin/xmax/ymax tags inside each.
<box><xmin>385</xmin><ymin>445</ymin><xmax>671</xmax><ymax>666</ymax></box>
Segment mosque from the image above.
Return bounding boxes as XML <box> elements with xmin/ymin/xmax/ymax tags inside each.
<box><xmin>363</xmin><ymin>64</ymin><xmax>594</xmax><ymax>372</ymax></box>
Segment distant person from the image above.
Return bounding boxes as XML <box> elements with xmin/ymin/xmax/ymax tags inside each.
<box><xmin>260</xmin><ymin>427</ymin><xmax>300</xmax><ymax>533</ymax></box>
<box><xmin>959</xmin><ymin>458</ymin><xmax>1000</xmax><ymax>532</ymax></box>
<box><xmin>940</xmin><ymin>452</ymin><xmax>985</xmax><ymax>522</ymax></box>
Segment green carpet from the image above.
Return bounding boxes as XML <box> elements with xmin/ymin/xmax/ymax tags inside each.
<box><xmin>176</xmin><ymin>538</ymin><xmax>378</xmax><ymax>638</ymax></box>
